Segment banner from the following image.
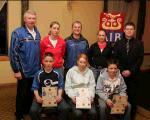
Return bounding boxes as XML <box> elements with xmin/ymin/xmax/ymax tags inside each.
<box><xmin>100</xmin><ymin>12</ymin><xmax>125</xmax><ymax>42</ymax></box>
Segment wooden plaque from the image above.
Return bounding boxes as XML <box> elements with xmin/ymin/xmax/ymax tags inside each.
<box><xmin>76</xmin><ymin>88</ymin><xmax>91</xmax><ymax>109</ymax></box>
<box><xmin>42</xmin><ymin>87</ymin><xmax>57</xmax><ymax>107</ymax></box>
<box><xmin>111</xmin><ymin>95</ymin><xmax>127</xmax><ymax>114</ymax></box>
<box><xmin>76</xmin><ymin>97</ymin><xmax>91</xmax><ymax>109</ymax></box>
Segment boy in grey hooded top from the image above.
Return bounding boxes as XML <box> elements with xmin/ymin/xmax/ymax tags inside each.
<box><xmin>96</xmin><ymin>68</ymin><xmax>127</xmax><ymax>101</ymax></box>
<box><xmin>96</xmin><ymin>59</ymin><xmax>131</xmax><ymax>120</ymax></box>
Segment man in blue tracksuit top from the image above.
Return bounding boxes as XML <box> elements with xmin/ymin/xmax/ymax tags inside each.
<box><xmin>9</xmin><ymin>10</ymin><xmax>41</xmax><ymax>120</ymax></box>
<box><xmin>64</xmin><ymin>21</ymin><xmax>89</xmax><ymax>74</ymax></box>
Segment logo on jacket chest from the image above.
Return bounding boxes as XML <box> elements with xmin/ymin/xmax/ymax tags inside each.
<box><xmin>42</xmin><ymin>79</ymin><xmax>58</xmax><ymax>87</ymax></box>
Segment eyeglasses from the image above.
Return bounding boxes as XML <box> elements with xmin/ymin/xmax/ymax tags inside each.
<box><xmin>125</xmin><ymin>28</ymin><xmax>134</xmax><ymax>31</ymax></box>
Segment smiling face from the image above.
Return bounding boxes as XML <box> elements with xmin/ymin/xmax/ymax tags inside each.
<box><xmin>24</xmin><ymin>13</ymin><xmax>36</xmax><ymax>29</ymax></box>
<box><xmin>50</xmin><ymin>23</ymin><xmax>60</xmax><ymax>37</ymax></box>
<box><xmin>97</xmin><ymin>30</ymin><xmax>106</xmax><ymax>42</ymax></box>
<box><xmin>124</xmin><ymin>25</ymin><xmax>135</xmax><ymax>39</ymax></box>
<box><xmin>107</xmin><ymin>64</ymin><xmax>118</xmax><ymax>78</ymax></box>
<box><xmin>72</xmin><ymin>22</ymin><xmax>82</xmax><ymax>36</ymax></box>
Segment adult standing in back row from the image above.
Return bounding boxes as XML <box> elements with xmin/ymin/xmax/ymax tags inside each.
<box><xmin>113</xmin><ymin>22</ymin><xmax>144</xmax><ymax>119</ymax></box>
<box><xmin>88</xmin><ymin>30</ymin><xmax>112</xmax><ymax>81</ymax></box>
<box><xmin>64</xmin><ymin>21</ymin><xmax>89</xmax><ymax>75</ymax></box>
<box><xmin>9</xmin><ymin>10</ymin><xmax>41</xmax><ymax>120</ymax></box>
<box><xmin>40</xmin><ymin>21</ymin><xmax>66</xmax><ymax>80</ymax></box>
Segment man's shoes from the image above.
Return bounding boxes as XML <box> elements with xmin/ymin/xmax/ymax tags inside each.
<box><xmin>15</xmin><ymin>112</ymin><xmax>24</xmax><ymax>120</ymax></box>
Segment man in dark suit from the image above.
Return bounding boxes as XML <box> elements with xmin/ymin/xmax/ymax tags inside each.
<box><xmin>114</xmin><ymin>22</ymin><xmax>144</xmax><ymax>119</ymax></box>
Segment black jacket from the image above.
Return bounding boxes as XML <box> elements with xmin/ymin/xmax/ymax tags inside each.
<box><xmin>88</xmin><ymin>42</ymin><xmax>112</xmax><ymax>68</ymax></box>
<box><xmin>113</xmin><ymin>37</ymin><xmax>144</xmax><ymax>75</ymax></box>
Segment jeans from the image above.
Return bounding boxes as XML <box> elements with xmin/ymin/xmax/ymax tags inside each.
<box><xmin>30</xmin><ymin>99</ymin><xmax>69</xmax><ymax>120</ymax></box>
<box><xmin>98</xmin><ymin>99</ymin><xmax>131</xmax><ymax>120</ymax></box>
<box><xmin>69</xmin><ymin>100</ymin><xmax>97</xmax><ymax>120</ymax></box>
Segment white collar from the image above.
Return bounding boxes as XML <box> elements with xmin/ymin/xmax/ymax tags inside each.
<box><xmin>26</xmin><ymin>26</ymin><xmax>35</xmax><ymax>33</ymax></box>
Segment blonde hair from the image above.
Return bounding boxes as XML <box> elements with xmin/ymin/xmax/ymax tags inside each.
<box><xmin>72</xmin><ymin>21</ymin><xmax>82</xmax><ymax>29</ymax></box>
<box><xmin>24</xmin><ymin>10</ymin><xmax>36</xmax><ymax>19</ymax></box>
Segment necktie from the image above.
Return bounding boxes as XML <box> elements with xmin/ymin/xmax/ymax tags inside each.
<box><xmin>126</xmin><ymin>40</ymin><xmax>129</xmax><ymax>55</ymax></box>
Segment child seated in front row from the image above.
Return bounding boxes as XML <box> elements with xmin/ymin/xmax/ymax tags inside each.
<box><xmin>96</xmin><ymin>58</ymin><xmax>131</xmax><ymax>120</ymax></box>
<box><xmin>30</xmin><ymin>52</ymin><xmax>69</xmax><ymax>120</ymax></box>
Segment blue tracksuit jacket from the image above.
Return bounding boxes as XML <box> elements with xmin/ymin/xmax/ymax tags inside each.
<box><xmin>9</xmin><ymin>25</ymin><xmax>41</xmax><ymax>78</ymax></box>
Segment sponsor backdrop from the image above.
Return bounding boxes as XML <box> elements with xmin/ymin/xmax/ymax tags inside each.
<box><xmin>100</xmin><ymin>12</ymin><xmax>125</xmax><ymax>42</ymax></box>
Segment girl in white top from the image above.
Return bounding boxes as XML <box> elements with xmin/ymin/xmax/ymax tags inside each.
<box><xmin>65</xmin><ymin>53</ymin><xmax>97</xmax><ymax>120</ymax></box>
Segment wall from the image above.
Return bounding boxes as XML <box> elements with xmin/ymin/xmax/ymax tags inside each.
<box><xmin>0</xmin><ymin>1</ymin><xmax>103</xmax><ymax>84</ymax></box>
<box><xmin>0</xmin><ymin>1</ymin><xmax>21</xmax><ymax>84</ymax></box>
<box><xmin>29</xmin><ymin>1</ymin><xmax>103</xmax><ymax>45</ymax></box>
<box><xmin>29</xmin><ymin>1</ymin><xmax>72</xmax><ymax>40</ymax></box>
<box><xmin>142</xmin><ymin>1</ymin><xmax>150</xmax><ymax>68</ymax></box>
<box><xmin>70</xmin><ymin>1</ymin><xmax>102</xmax><ymax>44</ymax></box>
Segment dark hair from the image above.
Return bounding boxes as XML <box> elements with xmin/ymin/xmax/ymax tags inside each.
<box><xmin>50</xmin><ymin>21</ymin><xmax>60</xmax><ymax>28</ymax></box>
<box><xmin>97</xmin><ymin>29</ymin><xmax>107</xmax><ymax>36</ymax></box>
<box><xmin>72</xmin><ymin>21</ymin><xmax>82</xmax><ymax>29</ymax></box>
<box><xmin>48</xmin><ymin>21</ymin><xmax>60</xmax><ymax>35</ymax></box>
<box><xmin>44</xmin><ymin>52</ymin><xmax>54</xmax><ymax>59</ymax></box>
<box><xmin>106</xmin><ymin>58</ymin><xmax>119</xmax><ymax>68</ymax></box>
<box><xmin>125</xmin><ymin>22</ymin><xmax>135</xmax><ymax>29</ymax></box>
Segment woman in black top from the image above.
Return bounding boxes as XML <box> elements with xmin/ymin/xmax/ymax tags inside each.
<box><xmin>88</xmin><ymin>30</ymin><xmax>112</xmax><ymax>81</ymax></box>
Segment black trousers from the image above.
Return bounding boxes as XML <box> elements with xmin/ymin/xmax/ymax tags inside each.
<box><xmin>124</xmin><ymin>75</ymin><xmax>137</xmax><ymax>117</ymax></box>
<box><xmin>15</xmin><ymin>77</ymin><xmax>34</xmax><ymax>116</ymax></box>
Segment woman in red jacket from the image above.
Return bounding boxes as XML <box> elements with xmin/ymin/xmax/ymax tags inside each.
<box><xmin>40</xmin><ymin>21</ymin><xmax>66</xmax><ymax>79</ymax></box>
